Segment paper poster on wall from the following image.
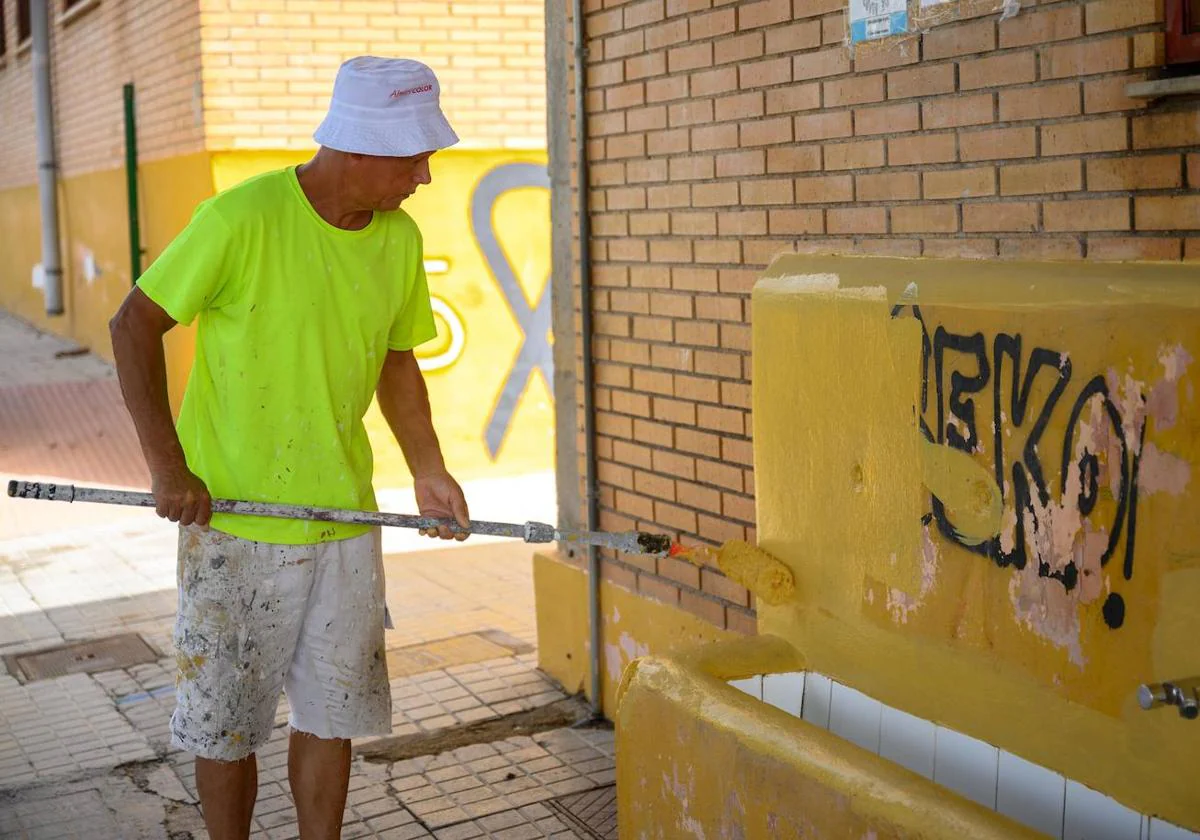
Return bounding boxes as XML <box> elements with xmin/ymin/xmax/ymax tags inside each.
<box><xmin>849</xmin><ymin>0</ymin><xmax>908</xmax><ymax>42</ymax></box>
<box><xmin>919</xmin><ymin>0</ymin><xmax>951</xmax><ymax>6</ymax></box>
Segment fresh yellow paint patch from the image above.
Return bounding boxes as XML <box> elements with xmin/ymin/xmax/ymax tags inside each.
<box><xmin>674</xmin><ymin>540</ymin><xmax>796</xmax><ymax>606</ymax></box>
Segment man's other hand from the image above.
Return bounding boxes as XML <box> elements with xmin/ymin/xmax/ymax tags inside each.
<box><xmin>151</xmin><ymin>467</ymin><xmax>213</xmax><ymax>528</ymax></box>
<box><xmin>414</xmin><ymin>471</ymin><xmax>470</xmax><ymax>541</ymax></box>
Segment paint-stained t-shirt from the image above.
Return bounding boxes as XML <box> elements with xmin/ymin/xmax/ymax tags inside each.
<box><xmin>137</xmin><ymin>166</ymin><xmax>436</xmax><ymax>545</ymax></box>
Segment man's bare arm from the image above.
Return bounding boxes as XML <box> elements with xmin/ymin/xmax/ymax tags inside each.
<box><xmin>377</xmin><ymin>349</ymin><xmax>469</xmax><ymax>540</ymax></box>
<box><xmin>109</xmin><ymin>289</ymin><xmax>212</xmax><ymax>526</ymax></box>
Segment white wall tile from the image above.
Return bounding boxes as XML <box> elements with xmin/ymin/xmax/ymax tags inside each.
<box><xmin>829</xmin><ymin>682</ymin><xmax>883</xmax><ymax>754</ymax></box>
<box><xmin>997</xmin><ymin>750</ymin><xmax>1066</xmax><ymax>838</ymax></box>
<box><xmin>763</xmin><ymin>672</ymin><xmax>805</xmax><ymax>718</ymax></box>
<box><xmin>879</xmin><ymin>705</ymin><xmax>936</xmax><ymax>779</ymax></box>
<box><xmin>801</xmin><ymin>672</ymin><xmax>833</xmax><ymax>729</ymax></box>
<box><xmin>1149</xmin><ymin>818</ymin><xmax>1200</xmax><ymax>840</ymax></box>
<box><xmin>1064</xmin><ymin>781</ymin><xmax>1144</xmax><ymax>840</ymax></box>
<box><xmin>729</xmin><ymin>676</ymin><xmax>763</xmax><ymax>701</ymax></box>
<box><xmin>934</xmin><ymin>726</ymin><xmax>999</xmax><ymax>810</ymax></box>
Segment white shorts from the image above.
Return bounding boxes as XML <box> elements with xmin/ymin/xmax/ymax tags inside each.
<box><xmin>170</xmin><ymin>526</ymin><xmax>392</xmax><ymax>762</ymax></box>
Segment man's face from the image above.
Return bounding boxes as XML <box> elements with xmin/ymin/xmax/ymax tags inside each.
<box><xmin>353</xmin><ymin>152</ymin><xmax>434</xmax><ymax>210</ymax></box>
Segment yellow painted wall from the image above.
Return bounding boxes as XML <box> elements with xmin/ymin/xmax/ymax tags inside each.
<box><xmin>533</xmin><ymin>551</ymin><xmax>739</xmax><ymax>715</ymax></box>
<box><xmin>0</xmin><ymin>153</ymin><xmax>213</xmax><ymax>418</ymax></box>
<box><xmin>749</xmin><ymin>256</ymin><xmax>1200</xmax><ymax>829</ymax></box>
<box><xmin>211</xmin><ymin>149</ymin><xmax>555</xmax><ymax>488</ymax></box>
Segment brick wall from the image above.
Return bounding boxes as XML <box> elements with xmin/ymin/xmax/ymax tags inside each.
<box><xmin>0</xmin><ymin>0</ymin><xmax>205</xmax><ymax>190</ymax></box>
<box><xmin>199</xmin><ymin>0</ymin><xmax>547</xmax><ymax>151</ymax></box>
<box><xmin>572</xmin><ymin>0</ymin><xmax>1200</xmax><ymax>633</ymax></box>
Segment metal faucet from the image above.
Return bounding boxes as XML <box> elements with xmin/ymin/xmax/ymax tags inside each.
<box><xmin>1138</xmin><ymin>678</ymin><xmax>1200</xmax><ymax>720</ymax></box>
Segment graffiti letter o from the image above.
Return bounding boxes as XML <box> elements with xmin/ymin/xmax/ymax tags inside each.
<box><xmin>416</xmin><ymin>295</ymin><xmax>466</xmax><ymax>373</ymax></box>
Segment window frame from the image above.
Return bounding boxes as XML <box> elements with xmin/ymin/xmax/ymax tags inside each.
<box><xmin>1166</xmin><ymin>0</ymin><xmax>1200</xmax><ymax>65</ymax></box>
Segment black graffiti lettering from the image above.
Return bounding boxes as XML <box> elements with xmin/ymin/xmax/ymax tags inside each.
<box><xmin>897</xmin><ymin>306</ymin><xmax>1141</xmax><ymax>629</ymax></box>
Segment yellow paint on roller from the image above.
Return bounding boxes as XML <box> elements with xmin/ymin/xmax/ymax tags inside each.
<box><xmin>674</xmin><ymin>540</ymin><xmax>797</xmax><ymax>606</ymax></box>
<box><xmin>918</xmin><ymin>437</ymin><xmax>1003</xmax><ymax>545</ymax></box>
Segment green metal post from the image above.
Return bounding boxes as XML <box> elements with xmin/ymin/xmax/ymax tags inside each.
<box><xmin>123</xmin><ymin>83</ymin><xmax>142</xmax><ymax>284</ymax></box>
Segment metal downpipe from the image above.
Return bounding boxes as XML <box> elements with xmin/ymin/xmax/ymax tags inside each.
<box><xmin>571</xmin><ymin>0</ymin><xmax>602</xmax><ymax>719</ymax></box>
<box><xmin>31</xmin><ymin>0</ymin><xmax>63</xmax><ymax>316</ymax></box>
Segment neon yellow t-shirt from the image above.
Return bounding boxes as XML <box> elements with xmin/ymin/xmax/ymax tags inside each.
<box><xmin>137</xmin><ymin>166</ymin><xmax>436</xmax><ymax>544</ymax></box>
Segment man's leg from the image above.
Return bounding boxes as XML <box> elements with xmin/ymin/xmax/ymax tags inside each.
<box><xmin>196</xmin><ymin>754</ymin><xmax>258</xmax><ymax>840</ymax></box>
<box><xmin>288</xmin><ymin>731</ymin><xmax>351</xmax><ymax>839</ymax></box>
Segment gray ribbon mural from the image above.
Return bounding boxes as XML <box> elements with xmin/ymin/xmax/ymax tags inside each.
<box><xmin>470</xmin><ymin>162</ymin><xmax>553</xmax><ymax>459</ymax></box>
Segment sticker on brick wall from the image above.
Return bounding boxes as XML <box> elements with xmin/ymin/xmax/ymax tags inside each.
<box><xmin>849</xmin><ymin>0</ymin><xmax>908</xmax><ymax>42</ymax></box>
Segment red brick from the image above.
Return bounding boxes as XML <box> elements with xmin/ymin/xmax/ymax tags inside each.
<box><xmin>740</xmin><ymin>116</ymin><xmax>794</xmax><ymax>146</ymax></box>
<box><xmin>828</xmin><ymin>207</ymin><xmax>887</xmax><ymax>234</ymax></box>
<box><xmin>795</xmin><ymin>174</ymin><xmax>855</xmax><ymax>203</ymax></box>
<box><xmin>887</xmin><ymin>63</ymin><xmax>956</xmax><ymax>99</ymax></box>
<box><xmin>656</xmin><ymin>500</ymin><xmax>699</xmax><ymax>533</ymax></box>
<box><xmin>671</xmin><ymin>211</ymin><xmax>718</xmax><ymax>235</ymax></box>
<box><xmin>628</xmin><ymin>213</ymin><xmax>665</xmax><ymax>236</ymax></box>
<box><xmin>698</xmin><ymin>512</ymin><xmax>745</xmax><ymax>545</ymax></box>
<box><xmin>672</xmin><ymin>265</ymin><xmax>720</xmax><ymax>290</ymax></box>
<box><xmin>963</xmin><ymin>201</ymin><xmax>1039</xmax><ymax>232</ymax></box>
<box><xmin>677</xmin><ymin>480</ymin><xmax>723</xmax><ymax>514</ymax></box>
<box><xmin>923</xmin><ymin>237</ymin><xmax>998</xmax><ymax>258</ymax></box>
<box><xmin>1132</xmin><ymin>113</ymin><xmax>1200</xmax><ymax>150</ymax></box>
<box><xmin>959</xmin><ymin>51</ymin><xmax>1037</xmax><ymax>91</ymax></box>
<box><xmin>766</xmin><ymin>81</ymin><xmax>822</xmax><ymax>114</ymax></box>
<box><xmin>669</xmin><ymin>154</ymin><xmax>716</xmax><ymax>180</ymax></box>
<box><xmin>701</xmin><ymin>569</ymin><xmax>750</xmax><ymax>607</ymax></box>
<box><xmin>668</xmin><ymin>41</ymin><xmax>713</xmax><ymax>73</ymax></box>
<box><xmin>821</xmin><ymin>10</ymin><xmax>845</xmax><ymax>43</ymax></box>
<box><xmin>714</xmin><ymin>32</ymin><xmax>764</xmax><ymax>65</ymax></box>
<box><xmin>825</xmin><ymin>139</ymin><xmax>885</xmax><ymax>170</ymax></box>
<box><xmin>616</xmin><ymin>489</ymin><xmax>655</xmax><ymax>521</ymax></box>
<box><xmin>998</xmin><ymin>5</ymin><xmax>1082</xmax><ymax>48</ymax></box>
<box><xmin>1133</xmin><ymin>31</ymin><xmax>1165</xmax><ymax>68</ymax></box>
<box><xmin>669</xmin><ymin>98</ymin><xmax>716</xmax><ymax>127</ymax></box>
<box><xmin>649</xmin><ymin>238</ymin><xmax>693</xmax><ymax>262</ymax></box>
<box><xmin>923</xmin><ymin>93</ymin><xmax>995</xmax><ymax>129</ymax></box>
<box><xmin>691</xmin><ymin>123</ymin><xmax>739</xmax><ymax>150</ymax></box>
<box><xmin>959</xmin><ymin>126</ymin><xmax>1037</xmax><ymax>161</ymax></box>
<box><xmin>1041</xmin><ymin>37</ymin><xmax>1131</xmax><ymax>79</ymax></box>
<box><xmin>855</xmin><ymin>38</ymin><xmax>921</xmax><ymax>73</ymax></box>
<box><xmin>726</xmin><ymin>608</ymin><xmax>757</xmax><ymax>635</ymax></box>
<box><xmin>716</xmin><ymin>209</ymin><xmax>767</xmax><ymax>235</ymax></box>
<box><xmin>722</xmin><ymin>490</ymin><xmax>756</xmax><ymax>523</ymax></box>
<box><xmin>888</xmin><ymin>133</ymin><xmax>957</xmax><ymax>166</ymax></box>
<box><xmin>694</xmin><ymin>239</ymin><xmax>742</xmax><ymax>262</ymax></box>
<box><xmin>666</xmin><ymin>0</ymin><xmax>712</xmax><ymax>15</ymax></box>
<box><xmin>690</xmin><ymin>66</ymin><xmax>738</xmax><ymax>96</ymax></box>
<box><xmin>637</xmin><ymin>574</ymin><xmax>680</xmax><ymax>605</ymax></box>
<box><xmin>624</xmin><ymin>0</ymin><xmax>666</xmax><ymax>28</ymax></box>
<box><xmin>1189</xmin><ymin>153</ymin><xmax>1200</xmax><ymax>189</ymax></box>
<box><xmin>680</xmin><ymin>590</ymin><xmax>725</xmax><ymax>627</ymax></box>
<box><xmin>654</xmin><ymin>448</ymin><xmax>698</xmax><ymax>479</ymax></box>
<box><xmin>856</xmin><ymin>172</ymin><xmax>921</xmax><ymax>202</ymax></box>
<box><xmin>716</xmin><ymin>149</ymin><xmax>766</xmax><ymax>178</ymax></box>
<box><xmin>741</xmin><ymin>178</ymin><xmax>795</xmax><ymax>205</ymax></box>
<box><xmin>769</xmin><ymin>208</ymin><xmax>825</xmax><ymax>235</ymax></box>
<box><xmin>588</xmin><ymin>61</ymin><xmax>625</xmax><ymax>89</ymax></box>
<box><xmin>892</xmin><ymin>204</ymin><xmax>958</xmax><ymax>234</ymax></box>
<box><xmin>605</xmin><ymin>30</ymin><xmax>646</xmax><ymax>61</ymax></box>
<box><xmin>628</xmin><ymin>105</ymin><xmax>668</xmax><ymax>132</ymax></box>
<box><xmin>1087</xmin><ymin>154</ymin><xmax>1182</xmax><ymax>190</ymax></box>
<box><xmin>607</xmin><ymin>186</ymin><xmax>647</xmax><ymax>211</ymax></box>
<box><xmin>722</xmin><ymin>438</ymin><xmax>754</xmax><ymax>467</ymax></box>
<box><xmin>762</xmin><ymin>145</ymin><xmax>819</xmax><ymax>173</ymax></box>
<box><xmin>824</xmin><ymin>74</ymin><xmax>886</xmax><ymax>107</ymax></box>
<box><xmin>627</xmin><ymin>159</ymin><xmax>668</xmax><ymax>183</ymax></box>
<box><xmin>794</xmin><ymin>47</ymin><xmax>850</xmax><ymax>81</ymax></box>
<box><xmin>695</xmin><ymin>296</ymin><xmax>744</xmax><ymax>321</ymax></box>
<box><xmin>715</xmin><ymin>91</ymin><xmax>765</xmax><ymax>121</ymax></box>
<box><xmin>633</xmin><ymin>369</ymin><xmax>674</xmax><ymax>395</ymax></box>
<box><xmin>689</xmin><ymin>7</ymin><xmax>736</xmax><ymax>39</ymax></box>
<box><xmin>1041</xmin><ymin>117</ymin><xmax>1128</xmax><ymax>156</ymax></box>
<box><xmin>738</xmin><ymin>0</ymin><xmax>791</xmax><ymax>29</ymax></box>
<box><xmin>697</xmin><ymin>458</ymin><xmax>744</xmax><ymax>491</ymax></box>
<box><xmin>1044</xmin><ymin>197</ymin><xmax>1131</xmax><ymax>231</ymax></box>
<box><xmin>634</xmin><ymin>469</ymin><xmax>676</xmax><ymax>501</ymax></box>
<box><xmin>765</xmin><ymin>19</ymin><xmax>822</xmax><ymax>54</ymax></box>
<box><xmin>635</xmin><ymin>420</ymin><xmax>674</xmax><ymax>450</ymax></box>
<box><xmin>649</xmin><ymin>290</ymin><xmax>691</xmax><ymax>317</ymax></box>
<box><xmin>607</xmin><ymin>133</ymin><xmax>648</xmax><ymax>159</ymax></box>
<box><xmin>1000</xmin><ymin>160</ymin><xmax>1084</xmax><ymax>196</ymax></box>
<box><xmin>738</xmin><ymin>55</ymin><xmax>792</xmax><ymax>89</ymax></box>
<box><xmin>1136</xmin><ymin>196</ymin><xmax>1200</xmax><ymax>231</ymax></box>
<box><xmin>647</xmin><ymin>183</ymin><xmax>691</xmax><ymax>208</ymax></box>
<box><xmin>609</xmin><ymin>238</ymin><xmax>649</xmax><ymax>261</ymax></box>
<box><xmin>795</xmin><ymin>110</ymin><xmax>853</xmax><ymax>141</ymax></box>
<box><xmin>998</xmin><ymin>237</ymin><xmax>1084</xmax><ymax>260</ymax></box>
<box><xmin>646</xmin><ymin>75</ymin><xmax>689</xmax><ymax>102</ymax></box>
<box><xmin>854</xmin><ymin>102</ymin><xmax>920</xmax><ymax>135</ymax></box>
<box><xmin>923</xmin><ymin>18</ymin><xmax>996</xmax><ymax>60</ymax></box>
<box><xmin>659</xmin><ymin>554</ymin><xmax>702</xmax><ymax>588</ymax></box>
<box><xmin>1085</xmin><ymin>0</ymin><xmax>1163</xmax><ymax>34</ymax></box>
<box><xmin>645</xmin><ymin>17</ymin><xmax>690</xmax><ymax>50</ymax></box>
<box><xmin>697</xmin><ymin>405</ymin><xmax>744</xmax><ymax>435</ymax></box>
<box><xmin>923</xmin><ymin>166</ymin><xmax>996</xmax><ymax>200</ymax></box>
<box><xmin>1087</xmin><ymin>236</ymin><xmax>1182</xmax><ymax>261</ymax></box>
<box><xmin>625</xmin><ymin>51</ymin><xmax>668</xmax><ymax>80</ymax></box>
<box><xmin>1084</xmin><ymin>75</ymin><xmax>1147</xmax><ymax>114</ymax></box>
<box><xmin>998</xmin><ymin>82</ymin><xmax>1081</xmax><ymax>122</ymax></box>
<box><xmin>743</xmin><ymin>240</ymin><xmax>795</xmax><ymax>267</ymax></box>
<box><xmin>601</xmin><ymin>559</ymin><xmax>638</xmax><ymax>592</ymax></box>
<box><xmin>606</xmin><ymin>82</ymin><xmax>646</xmax><ymax>110</ymax></box>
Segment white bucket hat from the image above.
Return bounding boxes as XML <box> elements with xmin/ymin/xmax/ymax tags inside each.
<box><xmin>313</xmin><ymin>56</ymin><xmax>459</xmax><ymax>157</ymax></box>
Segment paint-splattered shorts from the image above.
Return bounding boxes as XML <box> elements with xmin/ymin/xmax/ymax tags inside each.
<box><xmin>170</xmin><ymin>526</ymin><xmax>392</xmax><ymax>762</ymax></box>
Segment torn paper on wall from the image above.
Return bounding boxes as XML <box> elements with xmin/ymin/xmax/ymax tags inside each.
<box><xmin>849</xmin><ymin>0</ymin><xmax>908</xmax><ymax>43</ymax></box>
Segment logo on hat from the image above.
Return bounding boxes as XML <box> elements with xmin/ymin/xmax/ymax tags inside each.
<box><xmin>389</xmin><ymin>84</ymin><xmax>433</xmax><ymax>99</ymax></box>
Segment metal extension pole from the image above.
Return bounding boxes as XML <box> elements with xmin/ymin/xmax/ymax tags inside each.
<box><xmin>123</xmin><ymin>83</ymin><xmax>142</xmax><ymax>284</ymax></box>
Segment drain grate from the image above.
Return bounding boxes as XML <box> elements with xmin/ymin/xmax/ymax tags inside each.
<box><xmin>546</xmin><ymin>785</ymin><xmax>617</xmax><ymax>840</ymax></box>
<box><xmin>7</xmin><ymin>633</ymin><xmax>159</xmax><ymax>683</ymax></box>
<box><xmin>385</xmin><ymin>629</ymin><xmax>534</xmax><ymax>678</ymax></box>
